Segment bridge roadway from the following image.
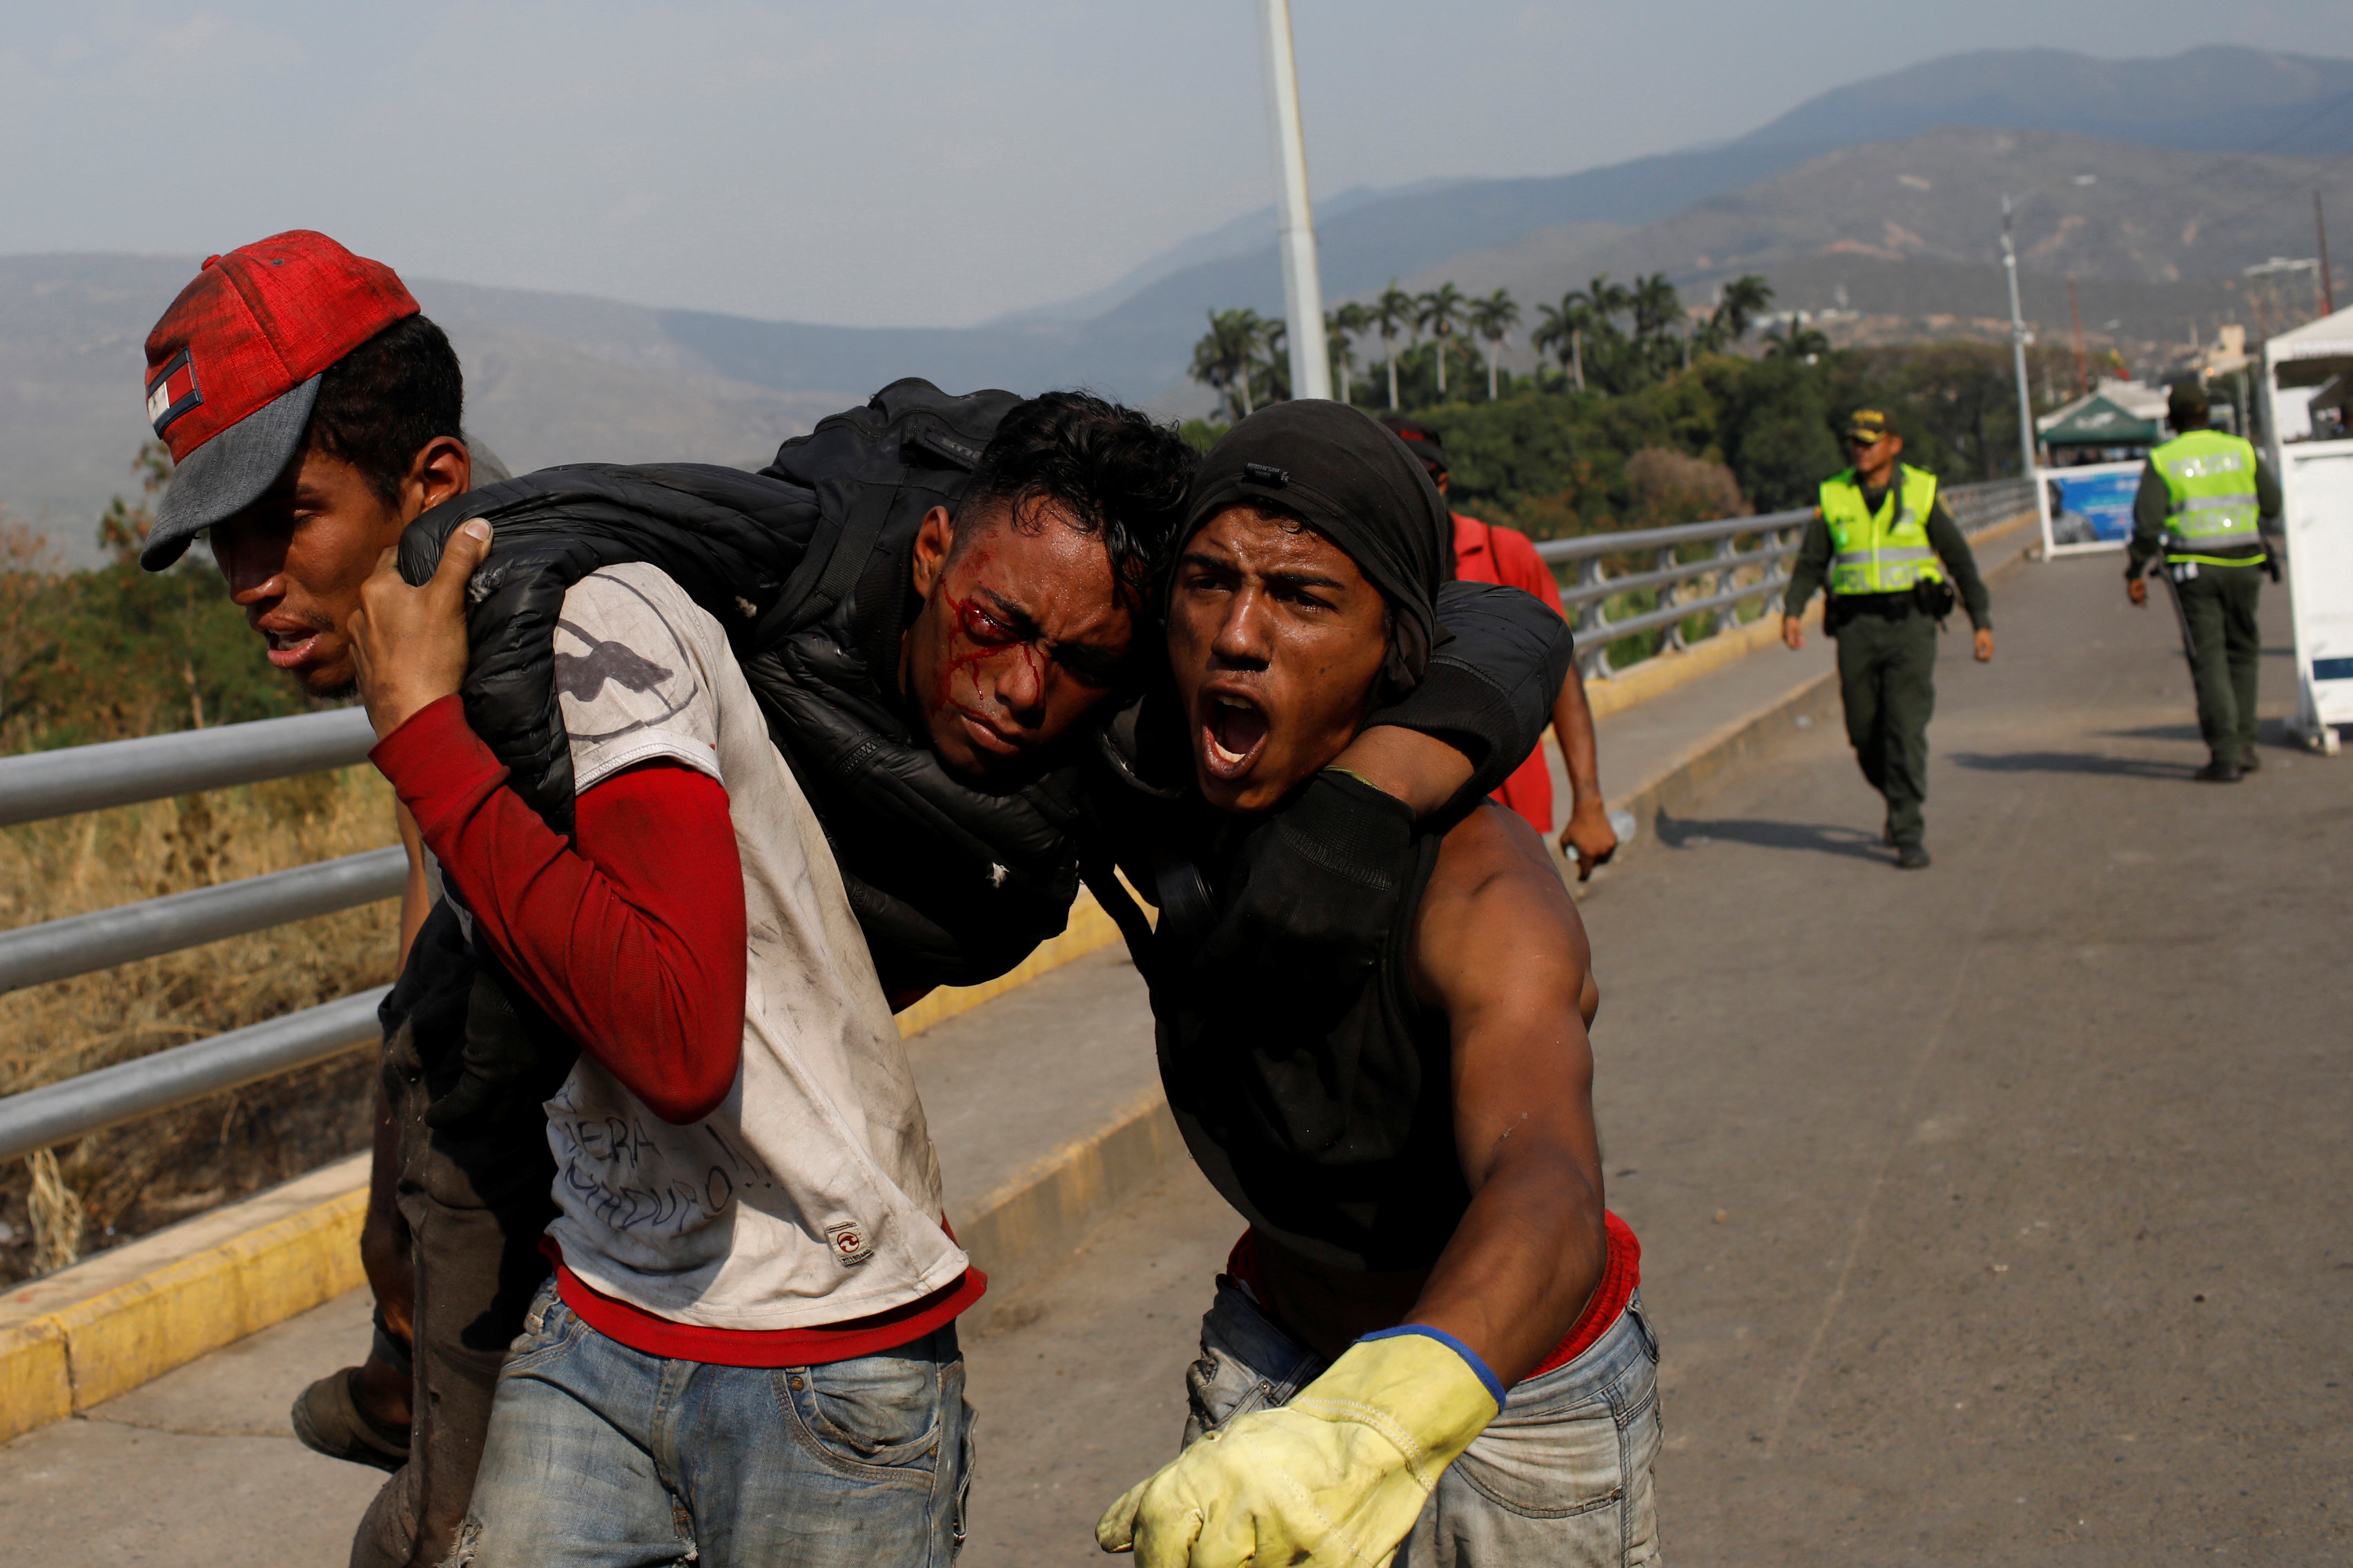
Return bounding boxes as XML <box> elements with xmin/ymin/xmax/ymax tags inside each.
<box><xmin>1</xmin><ymin>553</ymin><xmax>2343</xmax><ymax>1564</ymax></box>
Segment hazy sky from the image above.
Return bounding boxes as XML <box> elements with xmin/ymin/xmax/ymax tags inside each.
<box><xmin>4</xmin><ymin>1</ymin><xmax>2349</xmax><ymax>327</ymax></box>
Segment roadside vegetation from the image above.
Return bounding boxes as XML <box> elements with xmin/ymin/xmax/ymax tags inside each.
<box><xmin>0</xmin><ymin>449</ymin><xmax>395</xmax><ymax>1284</ymax></box>
<box><xmin>1188</xmin><ymin>277</ymin><xmax>2068</xmax><ymax>672</ymax></box>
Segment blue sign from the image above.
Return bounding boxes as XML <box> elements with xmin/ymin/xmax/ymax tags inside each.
<box><xmin>2042</xmin><ymin>463</ymin><xmax>2141</xmax><ymax>548</ymax></box>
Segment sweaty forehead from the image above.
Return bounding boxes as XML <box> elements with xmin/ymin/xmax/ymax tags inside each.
<box><xmin>1191</xmin><ymin>504</ymin><xmax>1367</xmax><ymax>583</ymax></box>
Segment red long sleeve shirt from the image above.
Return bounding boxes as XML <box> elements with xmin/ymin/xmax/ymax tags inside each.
<box><xmin>371</xmin><ymin>694</ymin><xmax>748</xmax><ymax>1125</ymax></box>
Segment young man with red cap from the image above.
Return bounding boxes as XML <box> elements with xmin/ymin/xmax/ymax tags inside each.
<box><xmin>1381</xmin><ymin>415</ymin><xmax>1619</xmax><ymax>881</ymax></box>
<box><xmin>139</xmin><ymin>232</ymin><xmax>547</xmax><ymax>1567</ymax></box>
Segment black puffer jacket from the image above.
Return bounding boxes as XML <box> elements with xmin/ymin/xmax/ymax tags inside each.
<box><xmin>399</xmin><ymin>384</ymin><xmax>1082</xmax><ymax>991</ymax></box>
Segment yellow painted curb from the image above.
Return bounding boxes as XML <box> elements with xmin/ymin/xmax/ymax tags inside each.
<box><xmin>0</xmin><ymin>1153</ymin><xmax>370</xmax><ymax>1440</ymax></box>
<box><xmin>895</xmin><ymin>890</ymin><xmax>1121</xmax><ymax>1039</ymax></box>
<box><xmin>950</xmin><ymin>1086</ymin><xmax>1183</xmax><ymax>1288</ymax></box>
<box><xmin>0</xmin><ymin>1320</ymin><xmax>70</xmax><ymax>1442</ymax></box>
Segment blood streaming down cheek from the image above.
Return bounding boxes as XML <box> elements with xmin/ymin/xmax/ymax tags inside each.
<box><xmin>935</xmin><ymin>591</ymin><xmax>1044</xmax><ymax>714</ymax></box>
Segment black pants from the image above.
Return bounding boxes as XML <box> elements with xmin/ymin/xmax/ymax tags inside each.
<box><xmin>2164</xmin><ymin>562</ymin><xmax>2263</xmax><ymax>767</ymax></box>
<box><xmin>352</xmin><ymin>906</ymin><xmax>569</xmax><ymax>1568</ymax></box>
<box><xmin>1833</xmin><ymin>605</ymin><xmax>1939</xmax><ymax>848</ymax></box>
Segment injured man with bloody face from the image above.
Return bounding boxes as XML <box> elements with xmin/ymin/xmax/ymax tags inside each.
<box><xmin>1091</xmin><ymin>401</ymin><xmax>1661</xmax><ymax>1568</ymax></box>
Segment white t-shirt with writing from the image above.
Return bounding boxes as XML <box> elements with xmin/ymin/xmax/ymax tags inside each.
<box><xmin>534</xmin><ymin>562</ymin><xmax>966</xmax><ymax>1329</ymax></box>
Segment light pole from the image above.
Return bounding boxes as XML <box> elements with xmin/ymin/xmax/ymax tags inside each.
<box><xmin>2000</xmin><ymin>194</ymin><xmax>2040</xmax><ymax>482</ymax></box>
<box><xmin>1258</xmin><ymin>0</ymin><xmax>1331</xmax><ymax>401</ymax></box>
<box><xmin>2001</xmin><ymin>177</ymin><xmax>2094</xmax><ymax>481</ymax></box>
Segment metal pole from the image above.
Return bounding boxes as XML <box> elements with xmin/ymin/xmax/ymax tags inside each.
<box><xmin>2318</xmin><ymin>191</ymin><xmax>2336</xmax><ymax>316</ymax></box>
<box><xmin>1258</xmin><ymin>0</ymin><xmax>1331</xmax><ymax>401</ymax></box>
<box><xmin>2002</xmin><ymin>195</ymin><xmax>2039</xmax><ymax>480</ymax></box>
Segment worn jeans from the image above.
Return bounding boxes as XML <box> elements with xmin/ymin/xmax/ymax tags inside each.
<box><xmin>458</xmin><ymin>1282</ymin><xmax>974</xmax><ymax>1568</ymax></box>
<box><xmin>1182</xmin><ymin>1282</ymin><xmax>1663</xmax><ymax>1567</ymax></box>
<box><xmin>353</xmin><ymin>907</ymin><xmax>569</xmax><ymax>1568</ymax></box>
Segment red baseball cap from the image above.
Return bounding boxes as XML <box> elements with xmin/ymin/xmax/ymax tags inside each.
<box><xmin>139</xmin><ymin>231</ymin><xmax>418</xmax><ymax>569</ymax></box>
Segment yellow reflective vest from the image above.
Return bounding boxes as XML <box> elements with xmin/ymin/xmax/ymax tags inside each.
<box><xmin>2150</xmin><ymin>429</ymin><xmax>2265</xmax><ymax>565</ymax></box>
<box><xmin>1819</xmin><ymin>464</ymin><xmax>1944</xmax><ymax>596</ymax></box>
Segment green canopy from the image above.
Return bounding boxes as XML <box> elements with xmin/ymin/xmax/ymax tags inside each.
<box><xmin>2040</xmin><ymin>392</ymin><xmax>2161</xmax><ymax>448</ymax></box>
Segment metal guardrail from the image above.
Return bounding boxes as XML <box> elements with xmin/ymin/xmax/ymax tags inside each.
<box><xmin>0</xmin><ymin>706</ymin><xmax>395</xmax><ymax>1164</ymax></box>
<box><xmin>0</xmin><ymin>990</ymin><xmax>391</xmax><ymax>1164</ymax></box>
<box><xmin>0</xmin><ymin>708</ymin><xmax>375</xmax><ymax>828</ymax></box>
<box><xmin>0</xmin><ymin>478</ymin><xmax>2041</xmax><ymax>1166</ymax></box>
<box><xmin>0</xmin><ymin>848</ymin><xmax>407</xmax><ymax>994</ymax></box>
<box><xmin>1536</xmin><ymin>478</ymin><xmax>2035</xmax><ymax>678</ymax></box>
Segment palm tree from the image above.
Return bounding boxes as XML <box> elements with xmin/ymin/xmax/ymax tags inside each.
<box><xmin>1372</xmin><ymin>284</ymin><xmax>1415</xmax><ymax>410</ymax></box>
<box><xmin>1417</xmin><ymin>282</ymin><xmax>1467</xmax><ymax>401</ymax></box>
<box><xmin>1257</xmin><ymin>318</ymin><xmax>1291</xmax><ymax>403</ymax></box>
<box><xmin>1697</xmin><ymin>275</ymin><xmax>1774</xmax><ymax>352</ymax></box>
<box><xmin>1326</xmin><ymin>302</ymin><xmax>1369</xmax><ymax>405</ymax></box>
<box><xmin>1465</xmin><ymin>288</ymin><xmax>1520</xmax><ymax>402</ymax></box>
<box><xmin>1532</xmin><ymin>293</ymin><xmax>1589</xmax><ymax>392</ymax></box>
<box><xmin>1630</xmin><ymin>273</ymin><xmax>1685</xmax><ymax>378</ymax></box>
<box><xmin>1191</xmin><ymin>308</ymin><xmax>1269</xmax><ymax>420</ymax></box>
<box><xmin>1565</xmin><ymin>275</ymin><xmax>1633</xmax><ymax>392</ymax></box>
<box><xmin>1761</xmin><ymin>316</ymin><xmax>1830</xmax><ymax>362</ymax></box>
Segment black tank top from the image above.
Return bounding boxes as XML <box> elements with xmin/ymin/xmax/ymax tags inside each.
<box><xmin>1155</xmin><ymin>835</ymin><xmax>1470</xmax><ymax>1272</ymax></box>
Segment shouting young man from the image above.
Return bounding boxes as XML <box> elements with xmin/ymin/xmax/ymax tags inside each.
<box><xmin>1093</xmin><ymin>402</ymin><xmax>1659</xmax><ymax>1568</ymax></box>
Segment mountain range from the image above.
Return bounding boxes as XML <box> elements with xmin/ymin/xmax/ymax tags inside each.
<box><xmin>6</xmin><ymin>45</ymin><xmax>2351</xmax><ymax>557</ymax></box>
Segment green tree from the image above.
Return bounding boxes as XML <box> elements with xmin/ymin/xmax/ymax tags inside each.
<box><xmin>1532</xmin><ymin>292</ymin><xmax>1591</xmax><ymax>392</ymax></box>
<box><xmin>1256</xmin><ymin>318</ymin><xmax>1292</xmax><ymax>404</ymax></box>
<box><xmin>1326</xmin><ymin>302</ymin><xmax>1369</xmax><ymax>406</ymax></box>
<box><xmin>1191</xmin><ymin>308</ymin><xmax>1271</xmax><ymax>421</ymax></box>
<box><xmin>1372</xmin><ymin>284</ymin><xmax>1415</xmax><ymax>410</ymax></box>
<box><xmin>1466</xmin><ymin>288</ymin><xmax>1521</xmax><ymax>403</ymax></box>
<box><xmin>1696</xmin><ymin>275</ymin><xmax>1774</xmax><ymax>353</ymax></box>
<box><xmin>1763</xmin><ymin>317</ymin><xmax>1831</xmax><ymax>361</ymax></box>
<box><xmin>1630</xmin><ymin>273</ymin><xmax>1686</xmax><ymax>377</ymax></box>
<box><xmin>1416</xmin><ymin>282</ymin><xmax>1467</xmax><ymax>402</ymax></box>
<box><xmin>97</xmin><ymin>441</ymin><xmax>174</xmax><ymax>565</ymax></box>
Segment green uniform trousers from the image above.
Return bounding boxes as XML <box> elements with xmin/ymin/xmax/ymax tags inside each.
<box><xmin>1833</xmin><ymin>605</ymin><xmax>1938</xmax><ymax>847</ymax></box>
<box><xmin>2162</xmin><ymin>562</ymin><xmax>2263</xmax><ymax>767</ymax></box>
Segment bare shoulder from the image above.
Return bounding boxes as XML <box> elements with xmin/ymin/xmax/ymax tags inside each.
<box><xmin>1409</xmin><ymin>802</ymin><xmax>1589</xmax><ymax>1006</ymax></box>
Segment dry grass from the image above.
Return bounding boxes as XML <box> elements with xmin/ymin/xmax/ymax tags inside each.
<box><xmin>0</xmin><ymin>766</ymin><xmax>401</xmax><ymax>1284</ymax></box>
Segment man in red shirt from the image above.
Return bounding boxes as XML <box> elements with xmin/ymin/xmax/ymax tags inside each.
<box><xmin>1382</xmin><ymin>416</ymin><xmax>1618</xmax><ymax>880</ymax></box>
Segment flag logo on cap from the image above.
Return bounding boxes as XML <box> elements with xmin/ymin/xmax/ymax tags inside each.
<box><xmin>145</xmin><ymin>349</ymin><xmax>203</xmax><ymax>438</ymax></box>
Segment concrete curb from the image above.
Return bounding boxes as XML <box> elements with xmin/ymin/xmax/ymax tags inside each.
<box><xmin>0</xmin><ymin>1154</ymin><xmax>369</xmax><ymax>1441</ymax></box>
<box><xmin>952</xmin><ymin>1088</ymin><xmax>1184</xmax><ymax>1291</ymax></box>
<box><xmin>0</xmin><ymin>509</ymin><xmax>2043</xmax><ymax>1440</ymax></box>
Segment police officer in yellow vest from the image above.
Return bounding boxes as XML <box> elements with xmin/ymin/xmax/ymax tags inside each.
<box><xmin>1782</xmin><ymin>409</ymin><xmax>1993</xmax><ymax>869</ymax></box>
<box><xmin>2125</xmin><ymin>378</ymin><xmax>2283</xmax><ymax>782</ymax></box>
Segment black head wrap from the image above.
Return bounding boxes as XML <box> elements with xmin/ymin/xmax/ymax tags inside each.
<box><xmin>1180</xmin><ymin>401</ymin><xmax>1450</xmax><ymax>691</ymax></box>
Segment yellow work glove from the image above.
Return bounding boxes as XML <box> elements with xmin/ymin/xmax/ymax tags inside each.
<box><xmin>1095</xmin><ymin>1326</ymin><xmax>1504</xmax><ymax>1568</ymax></box>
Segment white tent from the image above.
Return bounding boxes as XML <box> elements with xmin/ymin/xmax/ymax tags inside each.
<box><xmin>2261</xmin><ymin>305</ymin><xmax>2353</xmax><ymax>752</ymax></box>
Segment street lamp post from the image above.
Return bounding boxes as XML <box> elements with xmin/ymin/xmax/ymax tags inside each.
<box><xmin>1258</xmin><ymin>0</ymin><xmax>1331</xmax><ymax>401</ymax></box>
<box><xmin>2001</xmin><ymin>193</ymin><xmax>2040</xmax><ymax>482</ymax></box>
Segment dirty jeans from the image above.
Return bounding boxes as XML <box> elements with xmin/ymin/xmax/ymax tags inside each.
<box><xmin>458</xmin><ymin>1282</ymin><xmax>974</xmax><ymax>1568</ymax></box>
<box><xmin>1182</xmin><ymin>1282</ymin><xmax>1663</xmax><ymax>1567</ymax></box>
<box><xmin>353</xmin><ymin>905</ymin><xmax>569</xmax><ymax>1568</ymax></box>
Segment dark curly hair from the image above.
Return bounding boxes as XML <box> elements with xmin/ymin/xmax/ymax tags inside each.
<box><xmin>958</xmin><ymin>391</ymin><xmax>1197</xmax><ymax>600</ymax></box>
<box><xmin>303</xmin><ymin>314</ymin><xmax>465</xmax><ymax>507</ymax></box>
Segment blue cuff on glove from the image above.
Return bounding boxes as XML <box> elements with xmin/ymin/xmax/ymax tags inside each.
<box><xmin>1358</xmin><ymin>1324</ymin><xmax>1508</xmax><ymax>1407</ymax></box>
